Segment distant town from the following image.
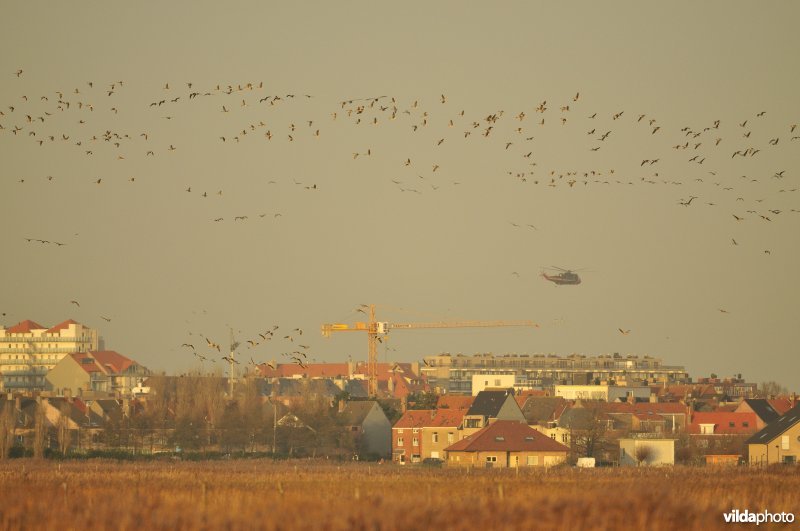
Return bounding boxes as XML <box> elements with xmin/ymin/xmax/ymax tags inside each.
<box><xmin>1</xmin><ymin>318</ymin><xmax>797</xmax><ymax>468</ymax></box>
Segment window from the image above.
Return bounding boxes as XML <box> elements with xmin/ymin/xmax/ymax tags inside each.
<box><xmin>729</xmin><ymin>421</ymin><xmax>735</xmax><ymax>428</ymax></box>
<box><xmin>742</xmin><ymin>421</ymin><xmax>749</xmax><ymax>428</ymax></box>
<box><xmin>447</xmin><ymin>432</ymin><xmax>454</xmax><ymax>443</ymax></box>
<box><xmin>494</xmin><ymin>379</ymin><xmax>501</xmax><ymax>386</ymax></box>
<box><xmin>432</xmin><ymin>432</ymin><xmax>438</xmax><ymax>443</ymax></box>
<box><xmin>397</xmin><ymin>437</ymin><xmax>404</xmax><ymax>447</ymax></box>
<box><xmin>551</xmin><ymin>434</ymin><xmax>556</xmax><ymax>440</ymax></box>
<box><xmin>486</xmin><ymin>456</ymin><xmax>497</xmax><ymax>462</ymax></box>
<box><xmin>527</xmin><ymin>455</ymin><xmax>538</xmax><ymax>466</ymax></box>
<box><xmin>397</xmin><ymin>429</ymin><xmax>403</xmax><ymax>434</ymax></box>
<box><xmin>413</xmin><ymin>437</ymin><xmax>419</xmax><ymax>446</ymax></box>
<box><xmin>782</xmin><ymin>436</ymin><xmax>790</xmax><ymax>450</ymax></box>
<box><xmin>562</xmin><ymin>434</ymin><xmax>568</xmax><ymax>443</ymax></box>
<box><xmin>412</xmin><ymin>428</ymin><xmax>419</xmax><ymax>434</ymax></box>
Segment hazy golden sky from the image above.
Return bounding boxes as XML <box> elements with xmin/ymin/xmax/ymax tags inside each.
<box><xmin>2</xmin><ymin>2</ymin><xmax>799</xmax><ymax>390</ymax></box>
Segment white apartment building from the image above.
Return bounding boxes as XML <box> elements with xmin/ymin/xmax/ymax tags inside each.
<box><xmin>0</xmin><ymin>319</ymin><xmax>99</xmax><ymax>392</ymax></box>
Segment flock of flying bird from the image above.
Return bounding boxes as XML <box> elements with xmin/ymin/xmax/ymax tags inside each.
<box><xmin>179</xmin><ymin>325</ymin><xmax>312</xmax><ymax>371</ymax></box>
<box><xmin>4</xmin><ymin>70</ymin><xmax>797</xmax><ymax>367</ymax></box>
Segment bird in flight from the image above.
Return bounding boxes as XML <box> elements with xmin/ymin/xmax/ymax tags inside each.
<box><xmin>618</xmin><ymin>329</ymin><xmax>631</xmax><ymax>336</ymax></box>
<box><xmin>70</xmin><ymin>300</ymin><xmax>80</xmax><ymax>307</ymax></box>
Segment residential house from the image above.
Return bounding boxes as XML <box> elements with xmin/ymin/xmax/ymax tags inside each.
<box><xmin>392</xmin><ymin>408</ymin><xmax>468</xmax><ymax>464</ymax></box>
<box><xmin>688</xmin><ymin>412</ymin><xmax>757</xmax><ymax>436</ymax></box>
<box><xmin>521</xmin><ymin>397</ymin><xmax>568</xmax><ymax>427</ymax></box>
<box><xmin>423</xmin><ymin>408</ymin><xmax>467</xmax><ymax>460</ymax></box>
<box><xmin>746</xmin><ymin>404</ymin><xmax>800</xmax><ymax>466</ymax></box>
<box><xmin>735</xmin><ymin>398</ymin><xmax>786</xmax><ymax>430</ymax></box>
<box><xmin>45</xmin><ymin>350</ymin><xmax>150</xmax><ymax>397</ymax></box>
<box><xmin>340</xmin><ymin>401</ymin><xmax>391</xmax><ymax>458</ymax></box>
<box><xmin>444</xmin><ymin>420</ymin><xmax>569</xmax><ymax>468</ymax></box>
<box><xmin>601</xmin><ymin>402</ymin><xmax>689</xmax><ymax>435</ymax></box>
<box><xmin>461</xmin><ymin>389</ymin><xmax>526</xmax><ymax>437</ymax></box>
<box><xmin>687</xmin><ymin>411</ymin><xmax>757</xmax><ymax>458</ymax></box>
<box><xmin>392</xmin><ymin>409</ymin><xmax>431</xmax><ymax>464</ymax></box>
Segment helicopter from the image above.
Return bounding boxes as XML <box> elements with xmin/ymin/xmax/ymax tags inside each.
<box><xmin>541</xmin><ymin>266</ymin><xmax>584</xmax><ymax>286</ymax></box>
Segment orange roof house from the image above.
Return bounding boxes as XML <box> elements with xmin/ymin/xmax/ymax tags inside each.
<box><xmin>444</xmin><ymin>420</ymin><xmax>569</xmax><ymax>468</ymax></box>
<box><xmin>688</xmin><ymin>412</ymin><xmax>758</xmax><ymax>435</ymax></box>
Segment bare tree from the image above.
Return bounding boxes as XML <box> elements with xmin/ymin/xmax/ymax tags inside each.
<box><xmin>57</xmin><ymin>403</ymin><xmax>72</xmax><ymax>456</ymax></box>
<box><xmin>757</xmin><ymin>381</ymin><xmax>788</xmax><ymax>398</ymax></box>
<box><xmin>0</xmin><ymin>402</ymin><xmax>15</xmax><ymax>459</ymax></box>
<box><xmin>635</xmin><ymin>444</ymin><xmax>654</xmax><ymax>466</ymax></box>
<box><xmin>33</xmin><ymin>401</ymin><xmax>47</xmax><ymax>459</ymax></box>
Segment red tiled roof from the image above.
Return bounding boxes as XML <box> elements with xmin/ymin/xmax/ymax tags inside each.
<box><xmin>393</xmin><ymin>408</ymin><xmax>467</xmax><ymax>429</ymax></box>
<box><xmin>515</xmin><ymin>390</ymin><xmax>549</xmax><ymax>408</ymax></box>
<box><xmin>6</xmin><ymin>320</ymin><xmax>47</xmax><ymax>334</ymax></box>
<box><xmin>445</xmin><ymin>420</ymin><xmax>569</xmax><ymax>453</ymax></box>
<box><xmin>45</xmin><ymin>319</ymin><xmax>82</xmax><ymax>334</ymax></box>
<box><xmin>89</xmin><ymin>351</ymin><xmax>133</xmax><ymax>373</ymax></box>
<box><xmin>436</xmin><ymin>395</ymin><xmax>475</xmax><ymax>410</ymax></box>
<box><xmin>69</xmin><ymin>353</ymin><xmax>103</xmax><ymax>374</ymax></box>
<box><xmin>430</xmin><ymin>408</ymin><xmax>466</xmax><ymax>428</ymax></box>
<box><xmin>394</xmin><ymin>410</ymin><xmax>435</xmax><ymax>429</ymax></box>
<box><xmin>688</xmin><ymin>412</ymin><xmax>758</xmax><ymax>434</ymax></box>
<box><xmin>768</xmin><ymin>398</ymin><xmax>795</xmax><ymax>415</ymax></box>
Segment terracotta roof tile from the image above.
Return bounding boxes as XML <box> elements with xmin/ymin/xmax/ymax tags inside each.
<box><xmin>89</xmin><ymin>351</ymin><xmax>133</xmax><ymax>373</ymax></box>
<box><xmin>768</xmin><ymin>398</ymin><xmax>795</xmax><ymax>415</ymax></box>
<box><xmin>688</xmin><ymin>412</ymin><xmax>758</xmax><ymax>434</ymax></box>
<box><xmin>436</xmin><ymin>395</ymin><xmax>475</xmax><ymax>410</ymax></box>
<box><xmin>444</xmin><ymin>420</ymin><xmax>569</xmax><ymax>453</ymax></box>
<box><xmin>394</xmin><ymin>410</ymin><xmax>435</xmax><ymax>429</ymax></box>
<box><xmin>6</xmin><ymin>320</ymin><xmax>47</xmax><ymax>334</ymax></box>
<box><xmin>45</xmin><ymin>319</ymin><xmax>82</xmax><ymax>334</ymax></box>
<box><xmin>69</xmin><ymin>353</ymin><xmax>103</xmax><ymax>373</ymax></box>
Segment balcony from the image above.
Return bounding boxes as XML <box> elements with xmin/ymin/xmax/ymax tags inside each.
<box><xmin>2</xmin><ymin>368</ymin><xmax>47</xmax><ymax>376</ymax></box>
<box><xmin>0</xmin><ymin>336</ymin><xmax>94</xmax><ymax>343</ymax></box>
<box><xmin>1</xmin><ymin>381</ymin><xmax>39</xmax><ymax>389</ymax></box>
<box><xmin>1</xmin><ymin>348</ymin><xmax>79</xmax><ymax>356</ymax></box>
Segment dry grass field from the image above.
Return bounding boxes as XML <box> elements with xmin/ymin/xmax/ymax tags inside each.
<box><xmin>0</xmin><ymin>460</ymin><xmax>797</xmax><ymax>530</ymax></box>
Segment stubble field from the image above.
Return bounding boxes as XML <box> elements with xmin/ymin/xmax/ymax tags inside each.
<box><xmin>0</xmin><ymin>460</ymin><xmax>797</xmax><ymax>530</ymax></box>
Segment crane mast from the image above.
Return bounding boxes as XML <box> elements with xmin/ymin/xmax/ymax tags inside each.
<box><xmin>321</xmin><ymin>304</ymin><xmax>538</xmax><ymax>396</ymax></box>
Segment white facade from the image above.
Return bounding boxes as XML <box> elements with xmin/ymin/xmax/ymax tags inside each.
<box><xmin>554</xmin><ymin>384</ymin><xmax>651</xmax><ymax>402</ymax></box>
<box><xmin>471</xmin><ymin>374</ymin><xmax>516</xmax><ymax>395</ymax></box>
<box><xmin>0</xmin><ymin>320</ymin><xmax>99</xmax><ymax>392</ymax></box>
<box><xmin>619</xmin><ymin>438</ymin><xmax>675</xmax><ymax>466</ymax></box>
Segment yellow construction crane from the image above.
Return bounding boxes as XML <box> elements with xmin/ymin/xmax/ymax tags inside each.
<box><xmin>321</xmin><ymin>304</ymin><xmax>538</xmax><ymax>396</ymax></box>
